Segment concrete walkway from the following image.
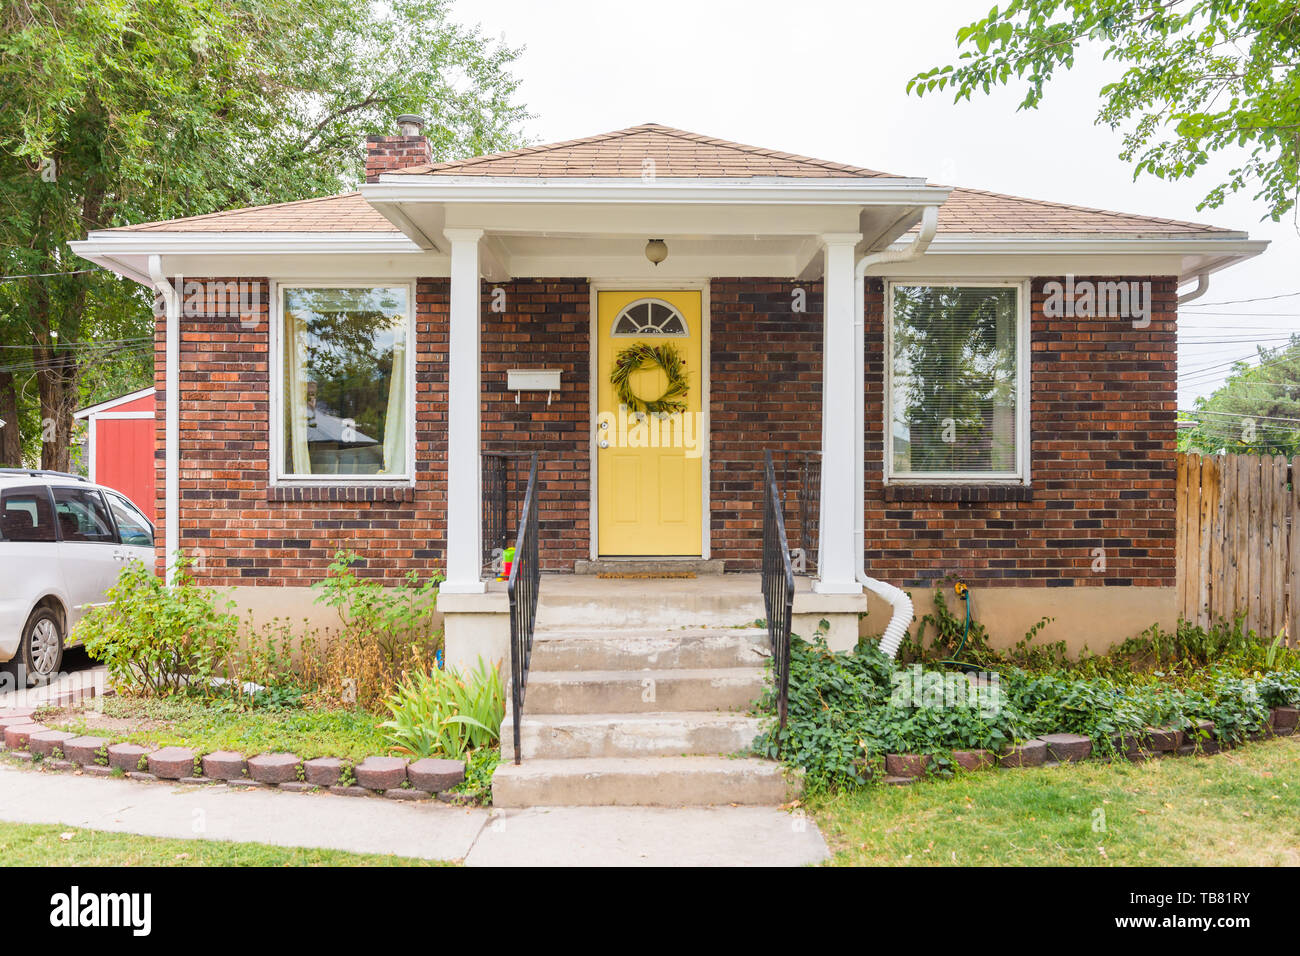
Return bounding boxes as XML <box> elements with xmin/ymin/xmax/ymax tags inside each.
<box><xmin>0</xmin><ymin>762</ymin><xmax>828</xmax><ymax>866</ymax></box>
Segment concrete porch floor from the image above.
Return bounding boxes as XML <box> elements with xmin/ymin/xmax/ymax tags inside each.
<box><xmin>532</xmin><ymin>572</ymin><xmax>867</xmax><ymax>645</ymax></box>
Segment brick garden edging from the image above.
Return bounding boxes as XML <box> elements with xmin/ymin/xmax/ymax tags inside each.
<box><xmin>0</xmin><ymin>706</ymin><xmax>468</xmax><ymax>802</ymax></box>
<box><xmin>879</xmin><ymin>706</ymin><xmax>1299</xmax><ymax>784</ymax></box>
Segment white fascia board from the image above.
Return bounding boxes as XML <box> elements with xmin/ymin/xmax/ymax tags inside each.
<box><xmin>70</xmin><ymin>233</ymin><xmax>431</xmax><ymax>287</ymax></box>
<box><xmin>924</xmin><ymin>235</ymin><xmax>1259</xmax><ymax>252</ymax></box>
<box><xmin>362</xmin><ymin>178</ymin><xmax>951</xmax><ymax>207</ymax></box>
<box><xmin>74</xmin><ymin>386</ymin><xmax>156</xmax><ymax>419</ymax></box>
<box><xmin>873</xmin><ymin>234</ymin><xmax>1267</xmax><ymax>281</ymax></box>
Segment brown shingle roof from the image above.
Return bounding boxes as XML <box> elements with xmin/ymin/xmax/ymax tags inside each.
<box><xmin>933</xmin><ymin>186</ymin><xmax>1234</xmax><ymax>235</ymax></box>
<box><xmin>109</xmin><ymin>192</ymin><xmax>397</xmax><ymax>233</ymax></box>
<box><xmin>98</xmin><ymin>124</ymin><xmax>1236</xmax><ymax>237</ymax></box>
<box><xmin>397</xmin><ymin>123</ymin><xmax>894</xmax><ymax>178</ymax></box>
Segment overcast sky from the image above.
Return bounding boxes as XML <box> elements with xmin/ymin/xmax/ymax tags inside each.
<box><xmin>452</xmin><ymin>0</ymin><xmax>1298</xmax><ymax>407</ymax></box>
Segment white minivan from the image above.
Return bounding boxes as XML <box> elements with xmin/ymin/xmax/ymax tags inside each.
<box><xmin>0</xmin><ymin>470</ymin><xmax>155</xmax><ymax>682</ymax></box>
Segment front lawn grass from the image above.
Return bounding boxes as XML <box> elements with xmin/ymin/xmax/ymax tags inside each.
<box><xmin>812</xmin><ymin>736</ymin><xmax>1300</xmax><ymax>866</ymax></box>
<box><xmin>0</xmin><ymin>822</ymin><xmax>447</xmax><ymax>866</ymax></box>
<box><xmin>41</xmin><ymin>696</ymin><xmax>389</xmax><ymax>762</ymax></box>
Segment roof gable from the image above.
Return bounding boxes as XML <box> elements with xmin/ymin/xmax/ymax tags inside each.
<box><xmin>396</xmin><ymin>123</ymin><xmax>894</xmax><ymax>179</ymax></box>
<box><xmin>93</xmin><ymin>124</ymin><xmax>1238</xmax><ymax>237</ymax></box>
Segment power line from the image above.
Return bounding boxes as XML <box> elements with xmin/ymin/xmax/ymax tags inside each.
<box><xmin>0</xmin><ymin>269</ymin><xmax>94</xmax><ymax>281</ymax></box>
<box><xmin>1180</xmin><ymin>335</ymin><xmax>1297</xmax><ymax>344</ymax></box>
<box><xmin>0</xmin><ymin>337</ymin><xmax>152</xmax><ymax>350</ymax></box>
<box><xmin>1182</xmin><ymin>291</ymin><xmax>1300</xmax><ymax>307</ymax></box>
<box><xmin>0</xmin><ymin>344</ymin><xmax>152</xmax><ymax>376</ymax></box>
<box><xmin>1181</xmin><ymin>315</ymin><xmax>1300</xmax><ymax>321</ymax></box>
<box><xmin>1180</xmin><ymin>408</ymin><xmax>1300</xmax><ymax>425</ymax></box>
<box><xmin>1179</xmin><ymin>349</ymin><xmax>1298</xmax><ymax>383</ymax></box>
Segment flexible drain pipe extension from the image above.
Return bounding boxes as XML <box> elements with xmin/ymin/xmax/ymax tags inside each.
<box><xmin>851</xmin><ymin>206</ymin><xmax>938</xmax><ymax>658</ymax></box>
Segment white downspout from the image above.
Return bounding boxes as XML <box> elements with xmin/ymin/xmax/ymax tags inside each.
<box><xmin>852</xmin><ymin>206</ymin><xmax>939</xmax><ymax>658</ymax></box>
<box><xmin>1178</xmin><ymin>271</ymin><xmax>1210</xmax><ymax>305</ymax></box>
<box><xmin>148</xmin><ymin>255</ymin><xmax>180</xmax><ymax>585</ymax></box>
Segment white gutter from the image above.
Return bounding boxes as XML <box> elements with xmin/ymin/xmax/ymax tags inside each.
<box><xmin>1178</xmin><ymin>271</ymin><xmax>1210</xmax><ymax>305</ymax></box>
<box><xmin>148</xmin><ymin>255</ymin><xmax>180</xmax><ymax>586</ymax></box>
<box><xmin>851</xmin><ymin>206</ymin><xmax>939</xmax><ymax>658</ymax></box>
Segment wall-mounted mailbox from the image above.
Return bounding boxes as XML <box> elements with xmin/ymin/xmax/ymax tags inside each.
<box><xmin>507</xmin><ymin>368</ymin><xmax>562</xmax><ymax>404</ymax></box>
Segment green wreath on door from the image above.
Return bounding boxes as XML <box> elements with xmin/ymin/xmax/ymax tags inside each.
<box><xmin>610</xmin><ymin>342</ymin><xmax>689</xmax><ymax>416</ymax></box>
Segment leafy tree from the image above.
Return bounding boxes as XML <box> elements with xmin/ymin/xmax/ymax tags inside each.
<box><xmin>1179</xmin><ymin>334</ymin><xmax>1300</xmax><ymax>456</ymax></box>
<box><xmin>909</xmin><ymin>1</ymin><xmax>1300</xmax><ymax>223</ymax></box>
<box><xmin>0</xmin><ymin>0</ymin><xmax>526</xmax><ymax>469</ymax></box>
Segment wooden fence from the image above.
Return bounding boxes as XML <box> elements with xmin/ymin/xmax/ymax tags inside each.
<box><xmin>1176</xmin><ymin>452</ymin><xmax>1298</xmax><ymax>642</ymax></box>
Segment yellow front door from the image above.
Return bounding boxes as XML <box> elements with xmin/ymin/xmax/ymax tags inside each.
<box><xmin>596</xmin><ymin>290</ymin><xmax>703</xmax><ymax>556</ymax></box>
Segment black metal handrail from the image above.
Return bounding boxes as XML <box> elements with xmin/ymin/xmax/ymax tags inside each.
<box><xmin>761</xmin><ymin>449</ymin><xmax>794</xmax><ymax>748</ymax></box>
<box><xmin>482</xmin><ymin>450</ymin><xmax>532</xmax><ymax>575</ymax></box>
<box><xmin>507</xmin><ymin>453</ymin><xmax>541</xmax><ymax>765</ymax></box>
<box><xmin>769</xmin><ymin>450</ymin><xmax>821</xmax><ymax>575</ymax></box>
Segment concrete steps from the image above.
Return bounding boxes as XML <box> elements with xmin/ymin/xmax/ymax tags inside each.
<box><xmin>523</xmin><ymin>668</ymin><xmax>764</xmax><ymax>714</ymax></box>
<box><xmin>492</xmin><ymin>756</ymin><xmax>798</xmax><ymax>808</ymax></box>
<box><xmin>501</xmin><ymin>711</ymin><xmax>763</xmax><ymax>761</ymax></box>
<box><xmin>535</xmin><ymin>577</ymin><xmax>765</xmax><ymax>629</ymax></box>
<box><xmin>531</xmin><ymin>629</ymin><xmax>769</xmax><ymax>670</ymax></box>
<box><xmin>492</xmin><ymin>618</ymin><xmax>795</xmax><ymax>807</ymax></box>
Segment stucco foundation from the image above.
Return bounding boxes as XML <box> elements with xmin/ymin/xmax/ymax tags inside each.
<box><xmin>860</xmin><ymin>586</ymin><xmax>1177</xmax><ymax>657</ymax></box>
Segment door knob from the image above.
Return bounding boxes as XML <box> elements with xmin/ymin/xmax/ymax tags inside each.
<box><xmin>599</xmin><ymin>439</ymin><xmax>610</xmax><ymax>449</ymax></box>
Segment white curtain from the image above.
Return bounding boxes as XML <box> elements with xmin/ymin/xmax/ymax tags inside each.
<box><xmin>284</xmin><ymin>310</ymin><xmax>312</xmax><ymax>474</ymax></box>
<box><xmin>382</xmin><ymin>330</ymin><xmax>407</xmax><ymax>474</ymax></box>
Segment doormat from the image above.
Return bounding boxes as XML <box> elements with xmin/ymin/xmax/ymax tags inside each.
<box><xmin>595</xmin><ymin>571</ymin><xmax>697</xmax><ymax>579</ymax></box>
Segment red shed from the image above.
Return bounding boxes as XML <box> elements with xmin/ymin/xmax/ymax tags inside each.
<box><xmin>74</xmin><ymin>386</ymin><xmax>156</xmax><ymax>522</ymax></box>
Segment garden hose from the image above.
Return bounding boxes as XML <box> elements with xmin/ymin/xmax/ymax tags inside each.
<box><xmin>953</xmin><ymin>581</ymin><xmax>971</xmax><ymax>661</ymax></box>
<box><xmin>936</xmin><ymin>581</ymin><xmax>977</xmax><ymax>672</ymax></box>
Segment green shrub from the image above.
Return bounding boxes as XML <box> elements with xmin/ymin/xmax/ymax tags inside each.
<box><xmin>760</xmin><ymin>623</ymin><xmax>1294</xmax><ymax>793</ymax></box>
<box><xmin>311</xmin><ymin>549</ymin><xmax>441</xmax><ymax>661</ymax></box>
<box><xmin>303</xmin><ymin>550</ymin><xmax>444</xmax><ymax>710</ymax></box>
<box><xmin>452</xmin><ymin>746</ymin><xmax>501</xmax><ymax>804</ymax></box>
<box><xmin>380</xmin><ymin>657</ymin><xmax>504</xmax><ymax>759</ymax></box>
<box><xmin>1115</xmin><ymin>614</ymin><xmax>1267</xmax><ymax>668</ymax></box>
<box><xmin>1257</xmin><ymin>671</ymin><xmax>1300</xmax><ymax>708</ymax></box>
<box><xmin>74</xmin><ymin>556</ymin><xmax>238</xmax><ymax>697</ymax></box>
<box><xmin>755</xmin><ymin>630</ymin><xmax>1029</xmax><ymax>792</ymax></box>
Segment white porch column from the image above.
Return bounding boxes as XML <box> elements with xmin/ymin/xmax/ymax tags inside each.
<box><xmin>147</xmin><ymin>256</ymin><xmax>181</xmax><ymax>585</ymax></box>
<box><xmin>441</xmin><ymin>228</ymin><xmax>486</xmax><ymax>594</ymax></box>
<box><xmin>816</xmin><ymin>232</ymin><xmax>863</xmax><ymax>595</ymax></box>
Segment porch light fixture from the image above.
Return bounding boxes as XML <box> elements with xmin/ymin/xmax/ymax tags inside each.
<box><xmin>645</xmin><ymin>238</ymin><xmax>668</xmax><ymax>266</ymax></box>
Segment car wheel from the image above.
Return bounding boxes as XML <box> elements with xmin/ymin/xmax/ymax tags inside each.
<box><xmin>20</xmin><ymin>607</ymin><xmax>64</xmax><ymax>684</ymax></box>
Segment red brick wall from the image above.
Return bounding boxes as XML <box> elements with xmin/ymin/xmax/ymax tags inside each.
<box><xmin>863</xmin><ymin>275</ymin><xmax>1178</xmax><ymax>588</ymax></box>
<box><xmin>709</xmin><ymin>279</ymin><xmax>824</xmax><ymax>563</ymax></box>
<box><xmin>159</xmin><ymin>274</ymin><xmax>1177</xmax><ymax>588</ymax></box>
<box><xmin>158</xmin><ymin>277</ymin><xmax>590</xmax><ymax>586</ymax></box>
<box><xmin>707</xmin><ymin>276</ymin><xmax>1177</xmax><ymax>587</ymax></box>
<box><xmin>157</xmin><ymin>278</ymin><xmax>449</xmax><ymax>586</ymax></box>
<box><xmin>481</xmin><ymin>279</ymin><xmax>591</xmax><ymax>568</ymax></box>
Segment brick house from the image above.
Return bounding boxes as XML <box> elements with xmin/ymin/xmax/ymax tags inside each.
<box><xmin>71</xmin><ymin>121</ymin><xmax>1266</xmax><ymax>666</ymax></box>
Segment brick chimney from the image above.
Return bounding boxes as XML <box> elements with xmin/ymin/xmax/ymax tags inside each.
<box><xmin>365</xmin><ymin>114</ymin><xmax>432</xmax><ymax>182</ymax></box>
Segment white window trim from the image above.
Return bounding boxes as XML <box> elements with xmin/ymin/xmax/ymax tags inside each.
<box><xmin>884</xmin><ymin>278</ymin><xmax>1032</xmax><ymax>485</ymax></box>
<box><xmin>269</xmin><ymin>279</ymin><xmax>417</xmax><ymax>485</ymax></box>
